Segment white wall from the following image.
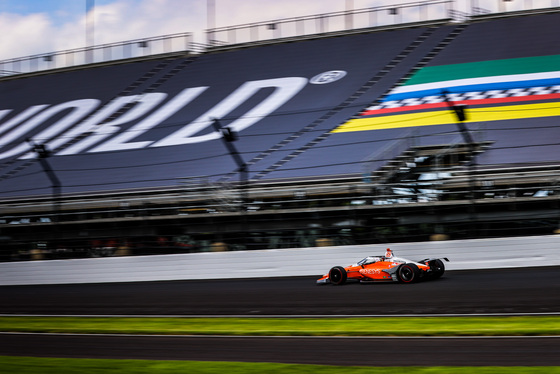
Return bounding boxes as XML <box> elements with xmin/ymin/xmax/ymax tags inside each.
<box><xmin>1</xmin><ymin>235</ymin><xmax>559</xmax><ymax>285</ymax></box>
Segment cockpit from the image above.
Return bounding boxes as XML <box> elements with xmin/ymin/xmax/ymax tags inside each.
<box><xmin>357</xmin><ymin>256</ymin><xmax>382</xmax><ymax>266</ymax></box>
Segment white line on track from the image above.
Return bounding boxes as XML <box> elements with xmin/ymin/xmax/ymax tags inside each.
<box><xmin>1</xmin><ymin>312</ymin><xmax>559</xmax><ymax>318</ymax></box>
<box><xmin>1</xmin><ymin>332</ymin><xmax>559</xmax><ymax>339</ymax></box>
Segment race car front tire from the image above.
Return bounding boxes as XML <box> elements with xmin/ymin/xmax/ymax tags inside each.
<box><xmin>397</xmin><ymin>263</ymin><xmax>420</xmax><ymax>283</ymax></box>
<box><xmin>329</xmin><ymin>266</ymin><xmax>347</xmax><ymax>285</ymax></box>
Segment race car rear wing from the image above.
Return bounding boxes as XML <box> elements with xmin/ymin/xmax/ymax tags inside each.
<box><xmin>420</xmin><ymin>257</ymin><xmax>450</xmax><ymax>263</ymax></box>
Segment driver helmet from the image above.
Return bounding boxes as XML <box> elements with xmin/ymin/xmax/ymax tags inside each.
<box><xmin>385</xmin><ymin>248</ymin><xmax>393</xmax><ymax>258</ymax></box>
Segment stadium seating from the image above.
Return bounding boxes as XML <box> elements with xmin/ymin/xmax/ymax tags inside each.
<box><xmin>1</xmin><ymin>11</ymin><xmax>559</xmax><ymax>199</ymax></box>
<box><xmin>1</xmin><ymin>9</ymin><xmax>560</xmax><ymax>256</ymax></box>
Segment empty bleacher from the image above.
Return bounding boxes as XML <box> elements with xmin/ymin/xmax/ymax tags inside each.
<box><xmin>1</xmin><ymin>5</ymin><xmax>560</xmax><ymax>259</ymax></box>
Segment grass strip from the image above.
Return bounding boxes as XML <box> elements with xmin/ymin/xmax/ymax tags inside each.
<box><xmin>1</xmin><ymin>357</ymin><xmax>560</xmax><ymax>374</ymax></box>
<box><xmin>0</xmin><ymin>316</ymin><xmax>559</xmax><ymax>336</ymax></box>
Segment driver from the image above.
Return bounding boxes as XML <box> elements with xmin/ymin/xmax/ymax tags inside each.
<box><xmin>385</xmin><ymin>248</ymin><xmax>393</xmax><ymax>259</ymax></box>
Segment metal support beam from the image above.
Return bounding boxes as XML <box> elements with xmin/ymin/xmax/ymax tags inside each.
<box><xmin>27</xmin><ymin>139</ymin><xmax>62</xmax><ymax>248</ymax></box>
<box><xmin>441</xmin><ymin>90</ymin><xmax>473</xmax><ymax>146</ymax></box>
<box><xmin>441</xmin><ymin>90</ymin><xmax>477</xmax><ymax>236</ymax></box>
<box><xmin>211</xmin><ymin>118</ymin><xmax>250</xmax><ymax>248</ymax></box>
<box><xmin>211</xmin><ymin>119</ymin><xmax>248</xmax><ymax>212</ymax></box>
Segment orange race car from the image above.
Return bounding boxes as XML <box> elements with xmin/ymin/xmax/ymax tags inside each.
<box><xmin>317</xmin><ymin>249</ymin><xmax>449</xmax><ymax>285</ymax></box>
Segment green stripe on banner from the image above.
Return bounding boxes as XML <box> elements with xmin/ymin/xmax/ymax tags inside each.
<box><xmin>405</xmin><ymin>55</ymin><xmax>560</xmax><ymax>86</ymax></box>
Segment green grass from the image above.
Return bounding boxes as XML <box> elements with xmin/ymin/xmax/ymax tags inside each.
<box><xmin>0</xmin><ymin>316</ymin><xmax>559</xmax><ymax>336</ymax></box>
<box><xmin>1</xmin><ymin>357</ymin><xmax>559</xmax><ymax>374</ymax></box>
<box><xmin>2</xmin><ymin>317</ymin><xmax>558</xmax><ymax>373</ymax></box>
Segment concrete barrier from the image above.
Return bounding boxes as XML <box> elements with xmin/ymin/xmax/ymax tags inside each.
<box><xmin>1</xmin><ymin>235</ymin><xmax>559</xmax><ymax>285</ymax></box>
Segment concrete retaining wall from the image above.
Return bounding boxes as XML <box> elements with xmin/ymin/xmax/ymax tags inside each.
<box><xmin>1</xmin><ymin>235</ymin><xmax>559</xmax><ymax>285</ymax></box>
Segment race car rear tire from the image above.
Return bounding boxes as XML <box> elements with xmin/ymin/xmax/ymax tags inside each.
<box><xmin>329</xmin><ymin>266</ymin><xmax>347</xmax><ymax>285</ymax></box>
<box><xmin>397</xmin><ymin>263</ymin><xmax>420</xmax><ymax>283</ymax></box>
<box><xmin>428</xmin><ymin>259</ymin><xmax>445</xmax><ymax>279</ymax></box>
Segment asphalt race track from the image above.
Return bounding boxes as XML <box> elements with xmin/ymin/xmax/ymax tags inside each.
<box><xmin>2</xmin><ymin>333</ymin><xmax>559</xmax><ymax>366</ymax></box>
<box><xmin>2</xmin><ymin>267</ymin><xmax>560</xmax><ymax>315</ymax></box>
<box><xmin>1</xmin><ymin>266</ymin><xmax>560</xmax><ymax>366</ymax></box>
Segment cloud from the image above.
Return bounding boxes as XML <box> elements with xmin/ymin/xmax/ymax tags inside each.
<box><xmin>0</xmin><ymin>0</ymin><xmax>546</xmax><ymax>61</ymax></box>
<box><xmin>90</xmin><ymin>0</ymin><xmax>204</xmax><ymax>43</ymax></box>
<box><xmin>214</xmin><ymin>0</ymin><xmax>344</xmax><ymax>25</ymax></box>
<box><xmin>0</xmin><ymin>0</ymin><xmax>432</xmax><ymax>60</ymax></box>
<box><xmin>0</xmin><ymin>12</ymin><xmax>56</xmax><ymax>59</ymax></box>
<box><xmin>0</xmin><ymin>0</ymin><xmax>207</xmax><ymax>60</ymax></box>
<box><xmin>0</xmin><ymin>0</ymin><xmax>347</xmax><ymax>60</ymax></box>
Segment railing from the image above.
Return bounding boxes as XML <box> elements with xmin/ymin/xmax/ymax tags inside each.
<box><xmin>2</xmin><ymin>1</ymin><xmax>559</xmax><ymax>77</ymax></box>
<box><xmin>206</xmin><ymin>0</ymin><xmax>453</xmax><ymax>47</ymax></box>
<box><xmin>361</xmin><ymin>128</ymin><xmax>418</xmax><ymax>179</ymax></box>
<box><xmin>1</xmin><ymin>169</ymin><xmax>559</xmax><ymax>261</ymax></box>
<box><xmin>1</xmin><ymin>166</ymin><xmax>559</xmax><ymax>223</ymax></box>
<box><xmin>471</xmin><ymin>0</ymin><xmax>559</xmax><ymax>14</ymax></box>
<box><xmin>0</xmin><ymin>32</ymin><xmax>194</xmax><ymax>77</ymax></box>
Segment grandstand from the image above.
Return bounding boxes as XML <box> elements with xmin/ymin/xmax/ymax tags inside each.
<box><xmin>1</xmin><ymin>1</ymin><xmax>560</xmax><ymax>260</ymax></box>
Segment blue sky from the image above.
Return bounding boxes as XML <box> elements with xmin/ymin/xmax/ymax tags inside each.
<box><xmin>0</xmin><ymin>0</ymin><xmax>112</xmax><ymax>23</ymax></box>
<box><xmin>0</xmin><ymin>0</ymin><xmax>545</xmax><ymax>60</ymax></box>
<box><xmin>0</xmin><ymin>0</ymin><xmax>363</xmax><ymax>59</ymax></box>
<box><xmin>0</xmin><ymin>0</ymin><xmax>84</xmax><ymax>15</ymax></box>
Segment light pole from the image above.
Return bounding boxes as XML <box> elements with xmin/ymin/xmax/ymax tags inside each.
<box><xmin>441</xmin><ymin>90</ymin><xmax>477</xmax><ymax>237</ymax></box>
<box><xmin>86</xmin><ymin>0</ymin><xmax>95</xmax><ymax>63</ymax></box>
<box><xmin>211</xmin><ymin>119</ymin><xmax>249</xmax><ymax>246</ymax></box>
<box><xmin>207</xmin><ymin>0</ymin><xmax>216</xmax><ymax>45</ymax></box>
<box><xmin>211</xmin><ymin>119</ymin><xmax>247</xmax><ymax>209</ymax></box>
<box><xmin>27</xmin><ymin>139</ymin><xmax>62</xmax><ymax>248</ymax></box>
<box><xmin>345</xmin><ymin>0</ymin><xmax>354</xmax><ymax>30</ymax></box>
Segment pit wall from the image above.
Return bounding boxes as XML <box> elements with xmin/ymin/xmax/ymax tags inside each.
<box><xmin>1</xmin><ymin>235</ymin><xmax>559</xmax><ymax>285</ymax></box>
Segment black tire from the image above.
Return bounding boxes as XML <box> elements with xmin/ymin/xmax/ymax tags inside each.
<box><xmin>428</xmin><ymin>259</ymin><xmax>445</xmax><ymax>279</ymax></box>
<box><xmin>329</xmin><ymin>266</ymin><xmax>347</xmax><ymax>285</ymax></box>
<box><xmin>397</xmin><ymin>263</ymin><xmax>420</xmax><ymax>283</ymax></box>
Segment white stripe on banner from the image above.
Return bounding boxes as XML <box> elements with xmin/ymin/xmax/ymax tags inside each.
<box><xmin>392</xmin><ymin>71</ymin><xmax>560</xmax><ymax>95</ymax></box>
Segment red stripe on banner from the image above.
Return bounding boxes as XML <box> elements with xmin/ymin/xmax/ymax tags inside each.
<box><xmin>361</xmin><ymin>92</ymin><xmax>560</xmax><ymax>117</ymax></box>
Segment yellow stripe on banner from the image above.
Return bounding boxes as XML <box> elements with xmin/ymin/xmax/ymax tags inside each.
<box><xmin>332</xmin><ymin>102</ymin><xmax>560</xmax><ymax>133</ymax></box>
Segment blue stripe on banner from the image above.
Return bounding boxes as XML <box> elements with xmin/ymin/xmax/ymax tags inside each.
<box><xmin>384</xmin><ymin>77</ymin><xmax>560</xmax><ymax>102</ymax></box>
